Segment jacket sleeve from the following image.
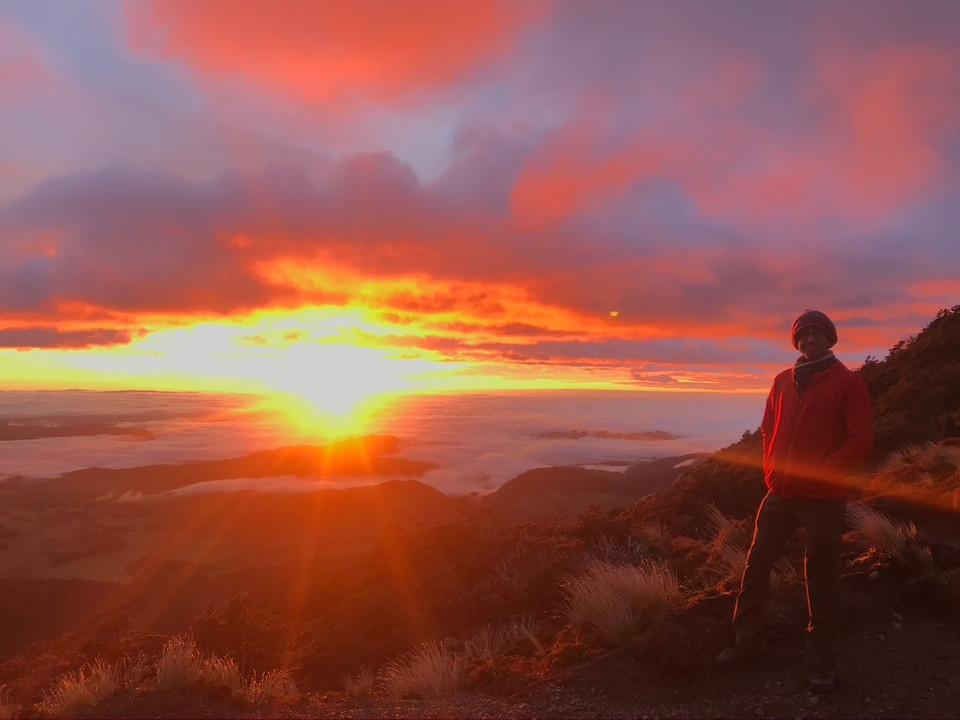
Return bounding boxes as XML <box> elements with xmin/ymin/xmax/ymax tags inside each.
<box><xmin>760</xmin><ymin>378</ymin><xmax>778</xmax><ymax>452</ymax></box>
<box><xmin>823</xmin><ymin>375</ymin><xmax>874</xmax><ymax>474</ymax></box>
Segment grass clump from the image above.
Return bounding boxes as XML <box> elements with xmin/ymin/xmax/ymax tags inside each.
<box><xmin>561</xmin><ymin>560</ymin><xmax>680</xmax><ymax>644</ymax></box>
<box><xmin>342</xmin><ymin>665</ymin><xmax>375</xmax><ymax>699</ymax></box>
<box><xmin>37</xmin><ymin>658</ymin><xmax>120</xmax><ymax>717</ymax></box>
<box><xmin>880</xmin><ymin>443</ymin><xmax>960</xmax><ymax>477</ymax></box>
<box><xmin>199</xmin><ymin>656</ymin><xmax>244</xmax><ymax>694</ymax></box>
<box><xmin>156</xmin><ymin>635</ymin><xmax>203</xmax><ymax>690</ymax></box>
<box><xmin>464</xmin><ymin>613</ymin><xmax>546</xmax><ymax>663</ymax></box>
<box><xmin>847</xmin><ymin>504</ymin><xmax>916</xmax><ymax>562</ymax></box>
<box><xmin>0</xmin><ymin>686</ymin><xmax>19</xmax><ymax>720</ymax></box>
<box><xmin>29</xmin><ymin>634</ymin><xmax>300</xmax><ymax>716</ymax></box>
<box><xmin>378</xmin><ymin>640</ymin><xmax>465</xmax><ymax>700</ymax></box>
<box><xmin>464</xmin><ymin>623</ymin><xmax>511</xmax><ymax>663</ymax></box>
<box><xmin>509</xmin><ymin>612</ymin><xmax>546</xmax><ymax>656</ymax></box>
<box><xmin>245</xmin><ymin>668</ymin><xmax>297</xmax><ymax>703</ymax></box>
<box><xmin>699</xmin><ymin>504</ymin><xmax>799</xmax><ymax>589</ymax></box>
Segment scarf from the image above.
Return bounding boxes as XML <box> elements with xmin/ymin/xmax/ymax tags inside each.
<box><xmin>792</xmin><ymin>352</ymin><xmax>837</xmax><ymax>395</ymax></box>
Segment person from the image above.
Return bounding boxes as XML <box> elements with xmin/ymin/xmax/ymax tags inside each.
<box><xmin>717</xmin><ymin>309</ymin><xmax>874</xmax><ymax>693</ymax></box>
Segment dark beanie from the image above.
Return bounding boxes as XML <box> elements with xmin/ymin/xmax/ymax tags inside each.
<box><xmin>791</xmin><ymin>309</ymin><xmax>837</xmax><ymax>349</ymax></box>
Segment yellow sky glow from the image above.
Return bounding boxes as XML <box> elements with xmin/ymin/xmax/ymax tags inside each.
<box><xmin>1</xmin><ymin>305</ymin><xmax>667</xmax><ymax>435</ymax></box>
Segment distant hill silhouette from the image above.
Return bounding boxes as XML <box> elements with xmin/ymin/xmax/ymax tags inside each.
<box><xmin>34</xmin><ymin>435</ymin><xmax>436</xmax><ymax>496</ymax></box>
<box><xmin>482</xmin><ymin>454</ymin><xmax>710</xmax><ymax>524</ymax></box>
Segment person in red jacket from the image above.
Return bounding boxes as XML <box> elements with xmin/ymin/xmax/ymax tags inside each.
<box><xmin>717</xmin><ymin>310</ymin><xmax>874</xmax><ymax>694</ymax></box>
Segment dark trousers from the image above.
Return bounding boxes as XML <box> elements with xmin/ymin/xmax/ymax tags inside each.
<box><xmin>732</xmin><ymin>492</ymin><xmax>846</xmax><ymax>653</ymax></box>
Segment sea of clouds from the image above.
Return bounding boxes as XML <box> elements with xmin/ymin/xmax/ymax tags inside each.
<box><xmin>0</xmin><ymin>390</ymin><xmax>764</xmax><ymax>496</ymax></box>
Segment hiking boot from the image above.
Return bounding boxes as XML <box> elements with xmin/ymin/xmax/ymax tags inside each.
<box><xmin>716</xmin><ymin>637</ymin><xmax>769</xmax><ymax>666</ymax></box>
<box><xmin>807</xmin><ymin>659</ymin><xmax>838</xmax><ymax>694</ymax></box>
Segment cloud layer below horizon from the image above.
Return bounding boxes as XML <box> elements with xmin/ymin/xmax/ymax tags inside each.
<box><xmin>0</xmin><ymin>390</ymin><xmax>761</xmax><ymax>495</ymax></box>
<box><xmin>2</xmin><ymin>1</ymin><xmax>959</xmax><ymax>391</ymax></box>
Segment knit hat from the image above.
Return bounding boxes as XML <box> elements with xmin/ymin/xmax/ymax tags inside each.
<box><xmin>791</xmin><ymin>309</ymin><xmax>837</xmax><ymax>349</ymax></box>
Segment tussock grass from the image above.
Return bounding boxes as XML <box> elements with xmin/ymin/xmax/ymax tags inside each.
<box><xmin>156</xmin><ymin>635</ymin><xmax>203</xmax><ymax>690</ymax></box>
<box><xmin>847</xmin><ymin>505</ymin><xmax>916</xmax><ymax>561</ymax></box>
<box><xmin>713</xmin><ymin>544</ymin><xmax>748</xmax><ymax>583</ymax></box>
<box><xmin>700</xmin><ymin>502</ymin><xmax>750</xmax><ymax>548</ymax></box>
<box><xmin>880</xmin><ymin>442</ymin><xmax>960</xmax><ymax>475</ymax></box>
<box><xmin>510</xmin><ymin>612</ymin><xmax>546</xmax><ymax>656</ymax></box>
<box><xmin>587</xmin><ymin>534</ymin><xmax>649</xmax><ymax>566</ymax></box>
<box><xmin>245</xmin><ymin>668</ymin><xmax>297</xmax><ymax>703</ymax></box>
<box><xmin>872</xmin><ymin>444</ymin><xmax>960</xmax><ymax>512</ymax></box>
<box><xmin>698</xmin><ymin>504</ymin><xmax>799</xmax><ymax>589</ymax></box>
<box><xmin>561</xmin><ymin>561</ymin><xmax>680</xmax><ymax>644</ymax></box>
<box><xmin>378</xmin><ymin>640</ymin><xmax>465</xmax><ymax>700</ymax></box>
<box><xmin>773</xmin><ymin>556</ymin><xmax>801</xmax><ymax>585</ymax></box>
<box><xmin>464</xmin><ymin>613</ymin><xmax>546</xmax><ymax>662</ymax></box>
<box><xmin>700</xmin><ymin>503</ymin><xmax>752</xmax><ymax>587</ymax></box>
<box><xmin>342</xmin><ymin>665</ymin><xmax>375</xmax><ymax>699</ymax></box>
<box><xmin>37</xmin><ymin>658</ymin><xmax>120</xmax><ymax>717</ymax></box>
<box><xmin>30</xmin><ymin>634</ymin><xmax>300</xmax><ymax>715</ymax></box>
<box><xmin>0</xmin><ymin>686</ymin><xmax>20</xmax><ymax>720</ymax></box>
<box><xmin>464</xmin><ymin>623</ymin><xmax>511</xmax><ymax>663</ymax></box>
<box><xmin>116</xmin><ymin>653</ymin><xmax>153</xmax><ymax>691</ymax></box>
<box><xmin>200</xmin><ymin>656</ymin><xmax>244</xmax><ymax>694</ymax></box>
<box><xmin>156</xmin><ymin>636</ymin><xmax>294</xmax><ymax>701</ymax></box>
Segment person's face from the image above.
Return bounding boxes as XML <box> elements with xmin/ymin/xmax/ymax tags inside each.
<box><xmin>796</xmin><ymin>325</ymin><xmax>831</xmax><ymax>361</ymax></box>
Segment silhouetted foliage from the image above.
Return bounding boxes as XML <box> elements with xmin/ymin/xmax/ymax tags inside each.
<box><xmin>192</xmin><ymin>593</ymin><xmax>286</xmax><ymax>676</ymax></box>
<box><xmin>858</xmin><ymin>305</ymin><xmax>960</xmax><ymax>457</ymax></box>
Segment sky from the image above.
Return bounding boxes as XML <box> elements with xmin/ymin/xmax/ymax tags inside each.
<box><xmin>2</xmin><ymin>0</ymin><xmax>959</xmax><ymax>404</ymax></box>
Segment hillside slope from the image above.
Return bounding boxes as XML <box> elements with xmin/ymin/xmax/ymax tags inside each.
<box><xmin>481</xmin><ymin>454</ymin><xmax>709</xmax><ymax>524</ymax></box>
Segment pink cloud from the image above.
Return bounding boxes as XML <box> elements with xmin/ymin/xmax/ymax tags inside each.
<box><xmin>0</xmin><ymin>20</ymin><xmax>49</xmax><ymax>104</ymax></box>
<box><xmin>125</xmin><ymin>0</ymin><xmax>545</xmax><ymax>104</ymax></box>
<box><xmin>510</xmin><ymin>109</ymin><xmax>669</xmax><ymax>231</ymax></box>
<box><xmin>823</xmin><ymin>46</ymin><xmax>960</xmax><ymax>211</ymax></box>
<box><xmin>503</xmin><ymin>7</ymin><xmax>959</xmax><ymax>235</ymax></box>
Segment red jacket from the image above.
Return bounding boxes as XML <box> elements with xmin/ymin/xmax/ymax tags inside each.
<box><xmin>761</xmin><ymin>360</ymin><xmax>874</xmax><ymax>500</ymax></box>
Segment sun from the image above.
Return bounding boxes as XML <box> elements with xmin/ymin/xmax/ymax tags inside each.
<box><xmin>255</xmin><ymin>343</ymin><xmax>413</xmax><ymax>439</ymax></box>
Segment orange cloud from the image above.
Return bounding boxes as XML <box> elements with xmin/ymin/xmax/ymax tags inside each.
<box><xmin>125</xmin><ymin>0</ymin><xmax>545</xmax><ymax>103</ymax></box>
